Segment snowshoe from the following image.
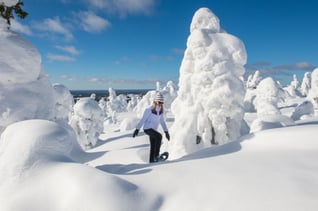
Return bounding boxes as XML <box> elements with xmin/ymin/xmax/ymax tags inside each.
<box><xmin>158</xmin><ymin>152</ymin><xmax>169</xmax><ymax>161</ymax></box>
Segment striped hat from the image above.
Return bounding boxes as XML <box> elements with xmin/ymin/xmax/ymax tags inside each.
<box><xmin>154</xmin><ymin>92</ymin><xmax>164</xmax><ymax>103</ymax></box>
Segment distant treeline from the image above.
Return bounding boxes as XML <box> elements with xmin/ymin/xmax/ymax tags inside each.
<box><xmin>70</xmin><ymin>89</ymin><xmax>151</xmax><ymax>101</ymax></box>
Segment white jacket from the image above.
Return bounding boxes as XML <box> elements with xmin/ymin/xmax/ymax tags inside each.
<box><xmin>136</xmin><ymin>106</ymin><xmax>168</xmax><ymax>132</ymax></box>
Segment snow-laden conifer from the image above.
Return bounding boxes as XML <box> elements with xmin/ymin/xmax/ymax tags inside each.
<box><xmin>170</xmin><ymin>8</ymin><xmax>247</xmax><ymax>158</ymax></box>
<box><xmin>300</xmin><ymin>72</ymin><xmax>311</xmax><ymax>97</ymax></box>
<box><xmin>308</xmin><ymin>68</ymin><xmax>318</xmax><ymax>115</ymax></box>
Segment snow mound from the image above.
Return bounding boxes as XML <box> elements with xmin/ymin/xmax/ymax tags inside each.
<box><xmin>120</xmin><ymin>117</ymin><xmax>139</xmax><ymax>132</ymax></box>
<box><xmin>250</xmin><ymin>114</ymin><xmax>295</xmax><ymax>132</ymax></box>
<box><xmin>0</xmin><ymin>120</ymin><xmax>75</xmax><ymax>179</ymax></box>
<box><xmin>0</xmin><ymin>120</ymin><xmax>156</xmax><ymax>211</ymax></box>
<box><xmin>291</xmin><ymin>100</ymin><xmax>314</xmax><ymax>120</ymax></box>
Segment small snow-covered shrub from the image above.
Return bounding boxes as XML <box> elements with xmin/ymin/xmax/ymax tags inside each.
<box><xmin>69</xmin><ymin>98</ymin><xmax>104</xmax><ymax>149</ymax></box>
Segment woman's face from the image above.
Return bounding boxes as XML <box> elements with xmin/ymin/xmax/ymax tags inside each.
<box><xmin>154</xmin><ymin>101</ymin><xmax>164</xmax><ymax>106</ymax></box>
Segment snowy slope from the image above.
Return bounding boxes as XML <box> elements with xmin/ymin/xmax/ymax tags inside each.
<box><xmin>89</xmin><ymin>120</ymin><xmax>318</xmax><ymax>211</ymax></box>
<box><xmin>1</xmin><ymin>115</ymin><xmax>317</xmax><ymax>211</ymax></box>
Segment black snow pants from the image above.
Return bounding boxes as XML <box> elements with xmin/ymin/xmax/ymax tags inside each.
<box><xmin>144</xmin><ymin>129</ymin><xmax>162</xmax><ymax>163</ymax></box>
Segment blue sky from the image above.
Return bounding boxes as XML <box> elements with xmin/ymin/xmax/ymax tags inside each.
<box><xmin>11</xmin><ymin>0</ymin><xmax>318</xmax><ymax>90</ymax></box>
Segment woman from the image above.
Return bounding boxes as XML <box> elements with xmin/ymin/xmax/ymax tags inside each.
<box><xmin>132</xmin><ymin>92</ymin><xmax>170</xmax><ymax>163</ymax></box>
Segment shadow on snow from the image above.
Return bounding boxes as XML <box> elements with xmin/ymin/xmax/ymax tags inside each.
<box><xmin>95</xmin><ymin>134</ymin><xmax>256</xmax><ymax>175</ymax></box>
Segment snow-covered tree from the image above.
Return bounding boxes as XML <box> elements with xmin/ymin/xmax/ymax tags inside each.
<box><xmin>134</xmin><ymin>81</ymin><xmax>178</xmax><ymax>117</ymax></box>
<box><xmin>308</xmin><ymin>68</ymin><xmax>318</xmax><ymax>115</ymax></box>
<box><xmin>300</xmin><ymin>72</ymin><xmax>311</xmax><ymax>97</ymax></box>
<box><xmin>159</xmin><ymin>80</ymin><xmax>178</xmax><ymax>112</ymax></box>
<box><xmin>291</xmin><ymin>100</ymin><xmax>314</xmax><ymax>121</ymax></box>
<box><xmin>134</xmin><ymin>90</ymin><xmax>156</xmax><ymax>118</ymax></box>
<box><xmin>291</xmin><ymin>74</ymin><xmax>300</xmax><ymax>89</ymax></box>
<box><xmin>156</xmin><ymin>81</ymin><xmax>161</xmax><ymax>91</ymax></box>
<box><xmin>253</xmin><ymin>77</ymin><xmax>282</xmax><ymax>116</ymax></box>
<box><xmin>105</xmin><ymin>88</ymin><xmax>127</xmax><ymax>123</ymax></box>
<box><xmin>0</xmin><ymin>15</ymin><xmax>56</xmax><ymax>134</ymax></box>
<box><xmin>244</xmin><ymin>70</ymin><xmax>262</xmax><ymax>112</ymax></box>
<box><xmin>52</xmin><ymin>83</ymin><xmax>74</xmax><ymax>122</ymax></box>
<box><xmin>107</xmin><ymin>88</ymin><xmax>127</xmax><ymax>113</ymax></box>
<box><xmin>246</xmin><ymin>70</ymin><xmax>262</xmax><ymax>89</ymax></box>
<box><xmin>251</xmin><ymin>77</ymin><xmax>294</xmax><ymax>132</ymax></box>
<box><xmin>90</xmin><ymin>93</ymin><xmax>96</xmax><ymax>100</ymax></box>
<box><xmin>69</xmin><ymin>98</ymin><xmax>104</xmax><ymax>149</ymax></box>
<box><xmin>98</xmin><ymin>97</ymin><xmax>107</xmax><ymax>116</ymax></box>
<box><xmin>126</xmin><ymin>94</ymin><xmax>139</xmax><ymax>112</ymax></box>
<box><xmin>284</xmin><ymin>74</ymin><xmax>301</xmax><ymax>97</ymax></box>
<box><xmin>244</xmin><ymin>89</ymin><xmax>257</xmax><ymax>112</ymax></box>
<box><xmin>164</xmin><ymin>80</ymin><xmax>178</xmax><ymax>96</ymax></box>
<box><xmin>170</xmin><ymin>8</ymin><xmax>247</xmax><ymax>158</ymax></box>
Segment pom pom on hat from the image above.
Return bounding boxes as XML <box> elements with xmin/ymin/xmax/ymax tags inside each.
<box><xmin>154</xmin><ymin>92</ymin><xmax>164</xmax><ymax>102</ymax></box>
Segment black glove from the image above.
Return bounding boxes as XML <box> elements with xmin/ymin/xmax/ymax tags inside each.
<box><xmin>165</xmin><ymin>131</ymin><xmax>170</xmax><ymax>141</ymax></box>
<box><xmin>132</xmin><ymin>129</ymin><xmax>139</xmax><ymax>138</ymax></box>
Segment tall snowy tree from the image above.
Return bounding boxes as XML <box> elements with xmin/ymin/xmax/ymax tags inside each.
<box><xmin>285</xmin><ymin>74</ymin><xmax>301</xmax><ymax>97</ymax></box>
<box><xmin>290</xmin><ymin>74</ymin><xmax>300</xmax><ymax>89</ymax></box>
<box><xmin>170</xmin><ymin>8</ymin><xmax>247</xmax><ymax>158</ymax></box>
<box><xmin>300</xmin><ymin>72</ymin><xmax>311</xmax><ymax>97</ymax></box>
<box><xmin>0</xmin><ymin>1</ymin><xmax>55</xmax><ymax>134</ymax></box>
<box><xmin>308</xmin><ymin>68</ymin><xmax>318</xmax><ymax>115</ymax></box>
<box><xmin>244</xmin><ymin>70</ymin><xmax>262</xmax><ymax>112</ymax></box>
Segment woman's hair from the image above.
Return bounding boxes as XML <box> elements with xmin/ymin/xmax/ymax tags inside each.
<box><xmin>151</xmin><ymin>103</ymin><xmax>163</xmax><ymax>115</ymax></box>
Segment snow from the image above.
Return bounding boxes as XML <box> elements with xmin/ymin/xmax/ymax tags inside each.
<box><xmin>52</xmin><ymin>83</ymin><xmax>74</xmax><ymax>122</ymax></box>
<box><xmin>301</xmin><ymin>72</ymin><xmax>311</xmax><ymax>96</ymax></box>
<box><xmin>0</xmin><ymin>25</ymin><xmax>56</xmax><ymax>134</ymax></box>
<box><xmin>0</xmin><ymin>27</ymin><xmax>41</xmax><ymax>85</ymax></box>
<box><xmin>254</xmin><ymin>77</ymin><xmax>283</xmax><ymax>116</ymax></box>
<box><xmin>170</xmin><ymin>7</ymin><xmax>247</xmax><ymax>158</ymax></box>
<box><xmin>1</xmin><ymin>7</ymin><xmax>318</xmax><ymax>211</ymax></box>
<box><xmin>2</xmin><ymin>0</ymin><xmax>18</xmax><ymax>7</ymax></box>
<box><xmin>1</xmin><ymin>115</ymin><xmax>318</xmax><ymax>211</ymax></box>
<box><xmin>0</xmin><ymin>120</ymin><xmax>150</xmax><ymax>211</ymax></box>
<box><xmin>308</xmin><ymin>68</ymin><xmax>318</xmax><ymax>114</ymax></box>
<box><xmin>69</xmin><ymin>97</ymin><xmax>104</xmax><ymax>149</ymax></box>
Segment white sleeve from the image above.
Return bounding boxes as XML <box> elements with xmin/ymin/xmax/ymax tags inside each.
<box><xmin>136</xmin><ymin>108</ymin><xmax>151</xmax><ymax>130</ymax></box>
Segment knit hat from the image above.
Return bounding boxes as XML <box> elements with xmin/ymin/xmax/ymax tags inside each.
<box><xmin>154</xmin><ymin>92</ymin><xmax>164</xmax><ymax>103</ymax></box>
